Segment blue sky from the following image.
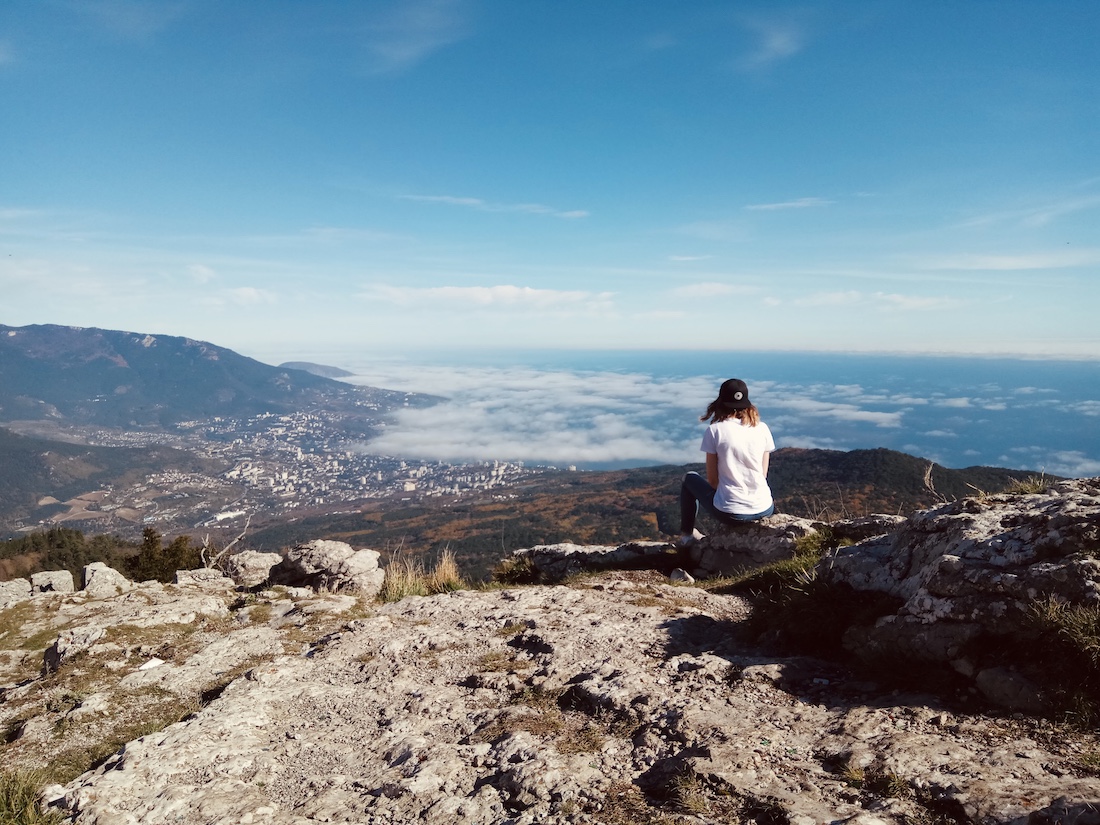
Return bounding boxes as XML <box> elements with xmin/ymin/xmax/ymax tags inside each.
<box><xmin>2</xmin><ymin>1</ymin><xmax>1098</xmax><ymax>361</ymax></box>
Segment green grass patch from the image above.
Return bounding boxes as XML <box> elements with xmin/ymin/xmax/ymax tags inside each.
<box><xmin>0</xmin><ymin>769</ymin><xmax>64</xmax><ymax>825</ymax></box>
<box><xmin>1021</xmin><ymin>597</ymin><xmax>1100</xmax><ymax>725</ymax></box>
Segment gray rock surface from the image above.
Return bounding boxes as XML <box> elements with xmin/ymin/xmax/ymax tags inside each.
<box><xmin>271</xmin><ymin>539</ymin><xmax>385</xmax><ymax>595</ymax></box>
<box><xmin>688</xmin><ymin>513</ymin><xmax>820</xmax><ymax>576</ymax></box>
<box><xmin>4</xmin><ymin>481</ymin><xmax>1100</xmax><ymax>823</ymax></box>
<box><xmin>82</xmin><ymin>562</ymin><xmax>132</xmax><ymax>599</ymax></box>
<box><xmin>30</xmin><ymin>570</ymin><xmax>75</xmax><ymax>593</ymax></box>
<box><xmin>822</xmin><ymin>477</ymin><xmax>1100</xmax><ymax>708</ymax></box>
<box><xmin>174</xmin><ymin>567</ymin><xmax>236</xmax><ymax>589</ymax></box>
<box><xmin>47</xmin><ymin>573</ymin><xmax>1100</xmax><ymax>824</ymax></box>
<box><xmin>225</xmin><ymin>549</ymin><xmax>284</xmax><ymax>588</ymax></box>
<box><xmin>0</xmin><ymin>577</ymin><xmax>32</xmax><ymax>608</ymax></box>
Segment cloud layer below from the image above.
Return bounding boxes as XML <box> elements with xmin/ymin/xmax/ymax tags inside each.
<box><xmin>339</xmin><ymin>354</ymin><xmax>1100</xmax><ymax>477</ymax></box>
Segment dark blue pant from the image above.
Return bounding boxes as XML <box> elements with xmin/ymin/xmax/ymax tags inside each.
<box><xmin>679</xmin><ymin>471</ymin><xmax>774</xmax><ymax>533</ymax></box>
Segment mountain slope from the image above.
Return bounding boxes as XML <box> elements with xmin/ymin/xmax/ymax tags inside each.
<box><xmin>246</xmin><ymin>447</ymin><xmax>1045</xmax><ymax>580</ymax></box>
<box><xmin>0</xmin><ymin>324</ymin><xmax>386</xmax><ymax>428</ymax></box>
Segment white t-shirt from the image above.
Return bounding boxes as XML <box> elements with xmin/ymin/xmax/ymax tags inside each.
<box><xmin>700</xmin><ymin>418</ymin><xmax>775</xmax><ymax>514</ymax></box>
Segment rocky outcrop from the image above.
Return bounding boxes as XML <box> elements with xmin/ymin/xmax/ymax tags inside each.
<box><xmin>82</xmin><ymin>562</ymin><xmax>132</xmax><ymax>599</ymax></box>
<box><xmin>0</xmin><ymin>577</ymin><xmax>32</xmax><ymax>608</ymax></box>
<box><xmin>225</xmin><ymin>549</ymin><xmax>283</xmax><ymax>588</ymax></box>
<box><xmin>687</xmin><ymin>513</ymin><xmax>820</xmax><ymax>576</ymax></box>
<box><xmin>823</xmin><ymin>477</ymin><xmax>1100</xmax><ymax>711</ymax></box>
<box><xmin>4</xmin><ymin>480</ymin><xmax>1100</xmax><ymax>823</ymax></box>
<box><xmin>30</xmin><ymin>570</ymin><xmax>74</xmax><ymax>593</ymax></box>
<box><xmin>269</xmin><ymin>540</ymin><xmax>385</xmax><ymax>595</ymax></box>
<box><xmin>50</xmin><ymin>574</ymin><xmax>1100</xmax><ymax>824</ymax></box>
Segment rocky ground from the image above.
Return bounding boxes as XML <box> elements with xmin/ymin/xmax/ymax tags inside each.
<box><xmin>1</xmin><ymin>480</ymin><xmax>1099</xmax><ymax>823</ymax></box>
<box><xmin>0</xmin><ymin>573</ymin><xmax>1091</xmax><ymax>824</ymax></box>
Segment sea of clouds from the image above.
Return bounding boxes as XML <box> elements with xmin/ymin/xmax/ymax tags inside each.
<box><xmin>340</xmin><ymin>354</ymin><xmax>1100</xmax><ymax>477</ymax></box>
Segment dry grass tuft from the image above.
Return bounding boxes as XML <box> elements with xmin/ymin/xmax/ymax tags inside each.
<box><xmin>379</xmin><ymin>549</ymin><xmax>468</xmax><ymax>603</ymax></box>
<box><xmin>0</xmin><ymin>769</ymin><xmax>64</xmax><ymax>825</ymax></box>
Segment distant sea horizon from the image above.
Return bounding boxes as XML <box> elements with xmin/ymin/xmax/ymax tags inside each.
<box><xmin>270</xmin><ymin>348</ymin><xmax>1100</xmax><ymax>479</ymax></box>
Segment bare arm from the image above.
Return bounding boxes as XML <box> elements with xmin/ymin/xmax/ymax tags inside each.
<box><xmin>762</xmin><ymin>451</ymin><xmax>770</xmax><ymax>478</ymax></box>
<box><xmin>706</xmin><ymin>453</ymin><xmax>719</xmax><ymax>488</ymax></box>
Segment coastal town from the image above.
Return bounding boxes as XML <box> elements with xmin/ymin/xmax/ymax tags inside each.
<box><xmin>18</xmin><ymin>408</ymin><xmax>546</xmax><ymax>537</ymax></box>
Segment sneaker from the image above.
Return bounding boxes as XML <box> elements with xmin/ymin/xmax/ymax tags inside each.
<box><xmin>673</xmin><ymin>529</ymin><xmax>705</xmax><ymax>548</ymax></box>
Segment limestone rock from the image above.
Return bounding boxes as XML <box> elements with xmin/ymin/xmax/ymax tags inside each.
<box><xmin>174</xmin><ymin>568</ymin><xmax>235</xmax><ymax>589</ymax></box>
<box><xmin>43</xmin><ymin>625</ymin><xmax>106</xmax><ymax>673</ymax></box>
<box><xmin>270</xmin><ymin>540</ymin><xmax>385</xmax><ymax>595</ymax></box>
<box><xmin>822</xmin><ymin>477</ymin><xmax>1100</xmax><ymax>709</ymax></box>
<box><xmin>82</xmin><ymin>562</ymin><xmax>132</xmax><ymax>598</ymax></box>
<box><xmin>30</xmin><ymin>570</ymin><xmax>75</xmax><ymax>593</ymax></box>
<box><xmin>224</xmin><ymin>549</ymin><xmax>283</xmax><ymax>588</ymax></box>
<box><xmin>688</xmin><ymin>513</ymin><xmax>819</xmax><ymax>577</ymax></box>
<box><xmin>0</xmin><ymin>577</ymin><xmax>32</xmax><ymax>608</ymax></box>
<box><xmin>54</xmin><ymin>575</ymin><xmax>1100</xmax><ymax>825</ymax></box>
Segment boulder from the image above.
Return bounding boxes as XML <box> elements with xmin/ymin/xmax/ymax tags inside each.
<box><xmin>270</xmin><ymin>540</ymin><xmax>384</xmax><ymax>596</ymax></box>
<box><xmin>82</xmin><ymin>563</ymin><xmax>132</xmax><ymax>599</ymax></box>
<box><xmin>224</xmin><ymin>550</ymin><xmax>283</xmax><ymax>588</ymax></box>
<box><xmin>822</xmin><ymin>477</ymin><xmax>1100</xmax><ymax>709</ymax></box>
<box><xmin>687</xmin><ymin>513</ymin><xmax>820</xmax><ymax>577</ymax></box>
<box><xmin>31</xmin><ymin>570</ymin><xmax>75</xmax><ymax>593</ymax></box>
<box><xmin>0</xmin><ymin>578</ymin><xmax>32</xmax><ymax>609</ymax></box>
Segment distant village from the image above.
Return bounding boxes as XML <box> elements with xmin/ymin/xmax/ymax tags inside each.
<box><xmin>24</xmin><ymin>409</ymin><xmax>557</xmax><ymax>536</ymax></box>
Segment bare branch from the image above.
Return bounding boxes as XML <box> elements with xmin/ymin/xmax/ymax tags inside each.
<box><xmin>202</xmin><ymin>515</ymin><xmax>252</xmax><ymax>569</ymax></box>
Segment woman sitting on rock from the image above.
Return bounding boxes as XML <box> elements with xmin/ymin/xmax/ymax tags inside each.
<box><xmin>677</xmin><ymin>378</ymin><xmax>775</xmax><ymax>547</ymax></box>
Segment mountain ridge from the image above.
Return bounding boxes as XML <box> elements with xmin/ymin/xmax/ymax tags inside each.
<box><xmin>0</xmin><ymin>323</ymin><xmax>402</xmax><ymax>429</ymax></box>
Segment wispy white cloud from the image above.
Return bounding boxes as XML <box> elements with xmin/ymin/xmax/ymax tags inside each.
<box><xmin>737</xmin><ymin>16</ymin><xmax>806</xmax><ymax>70</ymax></box>
<box><xmin>919</xmin><ymin>249</ymin><xmax>1100</xmax><ymax>271</ymax></box>
<box><xmin>401</xmin><ymin>194</ymin><xmax>588</xmax><ymax>219</ymax></box>
<box><xmin>795</xmin><ymin>290</ymin><xmax>862</xmax><ymax>307</ymax></box>
<box><xmin>197</xmin><ymin>287</ymin><xmax>278</xmax><ymax>312</ymax></box>
<box><xmin>360</xmin><ymin>284</ymin><xmax>614</xmax><ymax>310</ymax></box>
<box><xmin>0</xmin><ymin>41</ymin><xmax>14</xmax><ymax>66</ymax></box>
<box><xmin>670</xmin><ymin>282</ymin><xmax>756</xmax><ymax>299</ymax></box>
<box><xmin>364</xmin><ymin>0</ymin><xmax>470</xmax><ymax>75</ymax></box>
<box><xmin>667</xmin><ymin>255</ymin><xmax>713</xmax><ymax>262</ymax></box>
<box><xmin>745</xmin><ymin>197</ymin><xmax>833</xmax><ymax>211</ymax></box>
<box><xmin>187</xmin><ymin>264</ymin><xmax>217</xmax><ymax>284</ymax></box>
<box><xmin>958</xmin><ymin>194</ymin><xmax>1100</xmax><ymax>229</ymax></box>
<box><xmin>872</xmin><ymin>292</ymin><xmax>960</xmax><ymax>312</ymax></box>
<box><xmin>794</xmin><ymin>290</ymin><xmax>958</xmax><ymax>312</ymax></box>
<box><xmin>228</xmin><ymin>287</ymin><xmax>276</xmax><ymax>306</ymax></box>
